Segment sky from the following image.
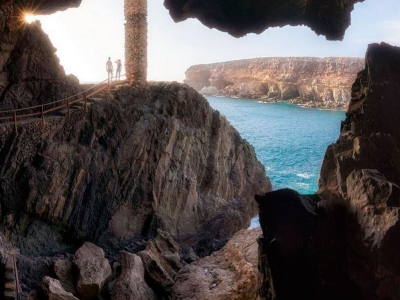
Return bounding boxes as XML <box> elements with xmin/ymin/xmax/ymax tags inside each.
<box><xmin>29</xmin><ymin>0</ymin><xmax>400</xmax><ymax>83</ymax></box>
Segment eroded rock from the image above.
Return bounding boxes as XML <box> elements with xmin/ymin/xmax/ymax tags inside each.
<box><xmin>41</xmin><ymin>276</ymin><xmax>78</xmax><ymax>300</ymax></box>
<box><xmin>0</xmin><ymin>82</ymin><xmax>269</xmax><ymax>260</ymax></box>
<box><xmin>112</xmin><ymin>251</ymin><xmax>157</xmax><ymax>300</ymax></box>
<box><xmin>256</xmin><ymin>42</ymin><xmax>400</xmax><ymax>300</ymax></box>
<box><xmin>0</xmin><ymin>2</ymin><xmax>80</xmax><ymax>110</ymax></box>
<box><xmin>164</xmin><ymin>0</ymin><xmax>364</xmax><ymax>40</ymax></box>
<box><xmin>255</xmin><ymin>189</ymin><xmax>320</xmax><ymax>300</ymax></box>
<box><xmin>186</xmin><ymin>57</ymin><xmax>364</xmax><ymax>109</ymax></box>
<box><xmin>54</xmin><ymin>259</ymin><xmax>77</xmax><ymax>295</ymax></box>
<box><xmin>172</xmin><ymin>228</ymin><xmax>261</xmax><ymax>300</ymax></box>
<box><xmin>138</xmin><ymin>230</ymin><xmax>186</xmax><ymax>297</ymax></box>
<box><xmin>73</xmin><ymin>242</ymin><xmax>112</xmax><ymax>298</ymax></box>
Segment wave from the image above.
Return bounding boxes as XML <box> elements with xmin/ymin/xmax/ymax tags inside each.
<box><xmin>296</xmin><ymin>172</ymin><xmax>313</xmax><ymax>179</ymax></box>
<box><xmin>248</xmin><ymin>216</ymin><xmax>260</xmax><ymax>229</ymax></box>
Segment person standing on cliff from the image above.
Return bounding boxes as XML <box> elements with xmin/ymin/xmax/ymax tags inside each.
<box><xmin>115</xmin><ymin>59</ymin><xmax>122</xmax><ymax>81</ymax></box>
<box><xmin>106</xmin><ymin>57</ymin><xmax>113</xmax><ymax>82</ymax></box>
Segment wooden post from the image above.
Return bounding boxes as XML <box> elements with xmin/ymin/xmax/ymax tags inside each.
<box><xmin>41</xmin><ymin>105</ymin><xmax>45</xmax><ymax>126</ymax></box>
<box><xmin>13</xmin><ymin>111</ymin><xmax>17</xmax><ymax>133</ymax></box>
<box><xmin>13</xmin><ymin>253</ymin><xmax>21</xmax><ymax>299</ymax></box>
<box><xmin>67</xmin><ymin>98</ymin><xmax>70</xmax><ymax>119</ymax></box>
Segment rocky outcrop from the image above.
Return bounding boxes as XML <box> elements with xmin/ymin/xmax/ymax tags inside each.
<box><xmin>317</xmin><ymin>42</ymin><xmax>400</xmax><ymax>300</ymax></box>
<box><xmin>0</xmin><ymin>1</ymin><xmax>80</xmax><ymax>110</ymax></box>
<box><xmin>185</xmin><ymin>57</ymin><xmax>364</xmax><ymax>109</ymax></box>
<box><xmin>255</xmin><ymin>189</ymin><xmax>321</xmax><ymax>300</ymax></box>
<box><xmin>0</xmin><ymin>82</ymin><xmax>269</xmax><ymax>294</ymax></box>
<box><xmin>164</xmin><ymin>0</ymin><xmax>363</xmax><ymax>40</ymax></box>
<box><xmin>73</xmin><ymin>242</ymin><xmax>112</xmax><ymax>298</ymax></box>
<box><xmin>138</xmin><ymin>230</ymin><xmax>186</xmax><ymax>297</ymax></box>
<box><xmin>257</xmin><ymin>43</ymin><xmax>400</xmax><ymax>300</ymax></box>
<box><xmin>54</xmin><ymin>259</ymin><xmax>77</xmax><ymax>295</ymax></box>
<box><xmin>172</xmin><ymin>228</ymin><xmax>261</xmax><ymax>300</ymax></box>
<box><xmin>111</xmin><ymin>251</ymin><xmax>157</xmax><ymax>300</ymax></box>
<box><xmin>41</xmin><ymin>276</ymin><xmax>78</xmax><ymax>300</ymax></box>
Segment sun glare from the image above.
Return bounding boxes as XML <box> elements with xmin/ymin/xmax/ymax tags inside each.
<box><xmin>25</xmin><ymin>14</ymin><xmax>36</xmax><ymax>24</ymax></box>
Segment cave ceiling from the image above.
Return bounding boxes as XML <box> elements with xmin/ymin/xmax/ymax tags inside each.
<box><xmin>163</xmin><ymin>0</ymin><xmax>365</xmax><ymax>40</ymax></box>
<box><xmin>15</xmin><ymin>0</ymin><xmax>81</xmax><ymax>15</ymax></box>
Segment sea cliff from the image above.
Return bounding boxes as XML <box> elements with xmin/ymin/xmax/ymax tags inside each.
<box><xmin>185</xmin><ymin>57</ymin><xmax>364</xmax><ymax>109</ymax></box>
<box><xmin>256</xmin><ymin>43</ymin><xmax>400</xmax><ymax>300</ymax></box>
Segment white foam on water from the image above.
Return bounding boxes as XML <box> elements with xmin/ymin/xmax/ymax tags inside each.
<box><xmin>296</xmin><ymin>172</ymin><xmax>313</xmax><ymax>179</ymax></box>
<box><xmin>248</xmin><ymin>216</ymin><xmax>260</xmax><ymax>229</ymax></box>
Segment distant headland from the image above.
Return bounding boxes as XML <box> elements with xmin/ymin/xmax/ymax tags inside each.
<box><xmin>185</xmin><ymin>57</ymin><xmax>364</xmax><ymax>110</ymax></box>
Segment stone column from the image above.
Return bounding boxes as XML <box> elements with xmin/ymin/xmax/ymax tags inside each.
<box><xmin>125</xmin><ymin>0</ymin><xmax>147</xmax><ymax>82</ymax></box>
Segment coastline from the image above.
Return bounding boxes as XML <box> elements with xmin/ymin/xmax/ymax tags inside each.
<box><xmin>205</xmin><ymin>94</ymin><xmax>347</xmax><ymax>111</ymax></box>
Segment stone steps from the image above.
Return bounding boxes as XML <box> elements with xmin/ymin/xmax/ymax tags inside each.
<box><xmin>1</xmin><ymin>245</ymin><xmax>18</xmax><ymax>300</ymax></box>
<box><xmin>4</xmin><ymin>290</ymin><xmax>16</xmax><ymax>300</ymax></box>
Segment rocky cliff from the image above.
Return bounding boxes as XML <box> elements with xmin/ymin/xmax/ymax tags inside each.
<box><xmin>256</xmin><ymin>43</ymin><xmax>400</xmax><ymax>300</ymax></box>
<box><xmin>0</xmin><ymin>0</ymin><xmax>80</xmax><ymax>111</ymax></box>
<box><xmin>185</xmin><ymin>57</ymin><xmax>364</xmax><ymax>109</ymax></box>
<box><xmin>0</xmin><ymin>82</ymin><xmax>269</xmax><ymax>254</ymax></box>
<box><xmin>0</xmin><ymin>81</ymin><xmax>270</xmax><ymax>297</ymax></box>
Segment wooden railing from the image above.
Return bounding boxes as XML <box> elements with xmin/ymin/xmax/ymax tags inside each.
<box><xmin>0</xmin><ymin>75</ymin><xmax>127</xmax><ymax>132</ymax></box>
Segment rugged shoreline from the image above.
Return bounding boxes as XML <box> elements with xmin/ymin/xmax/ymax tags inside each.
<box><xmin>186</xmin><ymin>57</ymin><xmax>364</xmax><ymax>110</ymax></box>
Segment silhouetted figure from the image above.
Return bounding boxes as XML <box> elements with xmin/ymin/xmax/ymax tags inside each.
<box><xmin>106</xmin><ymin>57</ymin><xmax>113</xmax><ymax>82</ymax></box>
<box><xmin>115</xmin><ymin>59</ymin><xmax>122</xmax><ymax>81</ymax></box>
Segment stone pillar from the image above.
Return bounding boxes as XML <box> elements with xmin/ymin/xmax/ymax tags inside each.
<box><xmin>125</xmin><ymin>0</ymin><xmax>147</xmax><ymax>82</ymax></box>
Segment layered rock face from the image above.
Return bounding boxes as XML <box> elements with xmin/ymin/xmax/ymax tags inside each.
<box><xmin>0</xmin><ymin>1</ymin><xmax>80</xmax><ymax>110</ymax></box>
<box><xmin>164</xmin><ymin>0</ymin><xmax>363</xmax><ymax>40</ymax></box>
<box><xmin>185</xmin><ymin>57</ymin><xmax>364</xmax><ymax>109</ymax></box>
<box><xmin>257</xmin><ymin>43</ymin><xmax>400</xmax><ymax>300</ymax></box>
<box><xmin>318</xmin><ymin>42</ymin><xmax>400</xmax><ymax>300</ymax></box>
<box><xmin>0</xmin><ymin>81</ymin><xmax>269</xmax><ymax>258</ymax></box>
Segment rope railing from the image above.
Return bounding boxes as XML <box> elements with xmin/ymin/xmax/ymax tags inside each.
<box><xmin>0</xmin><ymin>74</ymin><xmax>127</xmax><ymax>132</ymax></box>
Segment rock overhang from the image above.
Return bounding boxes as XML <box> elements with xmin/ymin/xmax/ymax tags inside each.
<box><xmin>163</xmin><ymin>0</ymin><xmax>365</xmax><ymax>40</ymax></box>
<box><xmin>18</xmin><ymin>0</ymin><xmax>82</xmax><ymax>15</ymax></box>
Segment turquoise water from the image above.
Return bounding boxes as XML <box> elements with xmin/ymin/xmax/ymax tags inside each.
<box><xmin>207</xmin><ymin>97</ymin><xmax>345</xmax><ymax>194</ymax></box>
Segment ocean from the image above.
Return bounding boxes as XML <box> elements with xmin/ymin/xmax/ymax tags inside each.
<box><xmin>206</xmin><ymin>96</ymin><xmax>345</xmax><ymax>228</ymax></box>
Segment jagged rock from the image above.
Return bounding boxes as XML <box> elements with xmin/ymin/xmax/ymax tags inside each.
<box><xmin>256</xmin><ymin>43</ymin><xmax>400</xmax><ymax>300</ymax></box>
<box><xmin>73</xmin><ymin>242</ymin><xmax>112</xmax><ymax>298</ymax></box>
<box><xmin>138</xmin><ymin>230</ymin><xmax>186</xmax><ymax>297</ymax></box>
<box><xmin>255</xmin><ymin>189</ymin><xmax>320</xmax><ymax>300</ymax></box>
<box><xmin>41</xmin><ymin>276</ymin><xmax>78</xmax><ymax>300</ymax></box>
<box><xmin>111</xmin><ymin>251</ymin><xmax>156</xmax><ymax>300</ymax></box>
<box><xmin>0</xmin><ymin>82</ymin><xmax>269</xmax><ymax>260</ymax></box>
<box><xmin>26</xmin><ymin>0</ymin><xmax>82</xmax><ymax>15</ymax></box>
<box><xmin>172</xmin><ymin>228</ymin><xmax>261</xmax><ymax>300</ymax></box>
<box><xmin>54</xmin><ymin>259</ymin><xmax>77</xmax><ymax>295</ymax></box>
<box><xmin>164</xmin><ymin>0</ymin><xmax>363</xmax><ymax>40</ymax></box>
<box><xmin>185</xmin><ymin>57</ymin><xmax>364</xmax><ymax>109</ymax></box>
<box><xmin>0</xmin><ymin>1</ymin><xmax>80</xmax><ymax>110</ymax></box>
<box><xmin>346</xmin><ymin>169</ymin><xmax>400</xmax><ymax>248</ymax></box>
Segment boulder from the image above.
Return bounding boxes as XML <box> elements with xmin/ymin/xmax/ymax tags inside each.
<box><xmin>138</xmin><ymin>230</ymin><xmax>186</xmax><ymax>298</ymax></box>
<box><xmin>255</xmin><ymin>189</ymin><xmax>320</xmax><ymax>300</ymax></box>
<box><xmin>41</xmin><ymin>276</ymin><xmax>78</xmax><ymax>300</ymax></box>
<box><xmin>112</xmin><ymin>251</ymin><xmax>156</xmax><ymax>300</ymax></box>
<box><xmin>54</xmin><ymin>259</ymin><xmax>77</xmax><ymax>295</ymax></box>
<box><xmin>172</xmin><ymin>228</ymin><xmax>261</xmax><ymax>300</ymax></box>
<box><xmin>73</xmin><ymin>242</ymin><xmax>112</xmax><ymax>298</ymax></box>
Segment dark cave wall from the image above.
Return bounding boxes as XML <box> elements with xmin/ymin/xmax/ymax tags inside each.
<box><xmin>164</xmin><ymin>0</ymin><xmax>364</xmax><ymax>40</ymax></box>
